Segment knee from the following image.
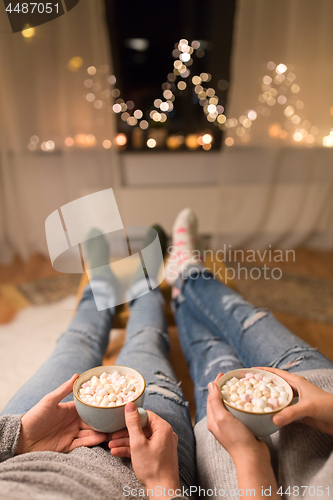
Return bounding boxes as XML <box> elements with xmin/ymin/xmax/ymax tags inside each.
<box><xmin>270</xmin><ymin>346</ymin><xmax>319</xmax><ymax>371</ymax></box>
<box><xmin>145</xmin><ymin>370</ymin><xmax>188</xmax><ymax>408</ymax></box>
<box><xmin>126</xmin><ymin>326</ymin><xmax>169</xmax><ymax>349</ymax></box>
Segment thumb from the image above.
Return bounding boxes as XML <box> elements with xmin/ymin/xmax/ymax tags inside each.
<box><xmin>125</xmin><ymin>403</ymin><xmax>146</xmax><ymax>444</ymax></box>
<box><xmin>214</xmin><ymin>373</ymin><xmax>224</xmax><ymax>384</ymax></box>
<box><xmin>48</xmin><ymin>374</ymin><xmax>78</xmax><ymax>405</ymax></box>
<box><xmin>273</xmin><ymin>400</ymin><xmax>308</xmax><ymax>427</ymax></box>
<box><xmin>207</xmin><ymin>382</ymin><xmax>227</xmax><ymax>416</ymax></box>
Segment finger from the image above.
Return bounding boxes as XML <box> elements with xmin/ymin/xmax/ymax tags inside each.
<box><xmin>125</xmin><ymin>403</ymin><xmax>146</xmax><ymax>445</ymax></box>
<box><xmin>109</xmin><ymin>428</ymin><xmax>129</xmax><ymax>440</ymax></box>
<box><xmin>207</xmin><ymin>383</ymin><xmax>229</xmax><ymax>418</ymax></box>
<box><xmin>77</xmin><ymin>429</ymin><xmax>106</xmax><ymax>439</ymax></box>
<box><xmin>129</xmin><ymin>409</ymin><xmax>172</xmax><ymax>441</ymax></box>
<box><xmin>214</xmin><ymin>373</ymin><xmax>224</xmax><ymax>384</ymax></box>
<box><xmin>143</xmin><ymin>425</ymin><xmax>152</xmax><ymax>438</ymax></box>
<box><xmin>48</xmin><ymin>374</ymin><xmax>79</xmax><ymax>405</ymax></box>
<box><xmin>108</xmin><ymin>425</ymin><xmax>151</xmax><ymax>443</ymax></box>
<box><xmin>144</xmin><ymin>409</ymin><xmax>165</xmax><ymax>432</ymax></box>
<box><xmin>70</xmin><ymin>431</ymin><xmax>107</xmax><ymax>451</ymax></box>
<box><xmin>60</xmin><ymin>400</ymin><xmax>76</xmax><ymax>409</ymax></box>
<box><xmin>142</xmin><ymin>410</ymin><xmax>173</xmax><ymax>439</ymax></box>
<box><xmin>116</xmin><ymin>425</ymin><xmax>150</xmax><ymax>440</ymax></box>
<box><xmin>206</xmin><ymin>383</ymin><xmax>228</xmax><ymax>436</ymax></box>
<box><xmin>108</xmin><ymin>437</ymin><xmax>130</xmax><ymax>449</ymax></box>
<box><xmin>110</xmin><ymin>446</ymin><xmax>131</xmax><ymax>458</ymax></box>
<box><xmin>272</xmin><ymin>400</ymin><xmax>309</xmax><ymax>427</ymax></box>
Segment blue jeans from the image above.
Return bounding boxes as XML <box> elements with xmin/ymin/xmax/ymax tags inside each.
<box><xmin>1</xmin><ymin>279</ymin><xmax>196</xmax><ymax>490</ymax></box>
<box><xmin>3</xmin><ymin>271</ymin><xmax>332</xmax><ymax>486</ymax></box>
<box><xmin>173</xmin><ymin>266</ymin><xmax>333</xmax><ymax>423</ymax></box>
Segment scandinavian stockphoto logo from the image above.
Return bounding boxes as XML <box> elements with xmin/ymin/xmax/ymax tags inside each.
<box><xmin>45</xmin><ymin>188</ymin><xmax>165</xmax><ymax>310</ymax></box>
<box><xmin>3</xmin><ymin>0</ymin><xmax>81</xmax><ymax>33</ymax></box>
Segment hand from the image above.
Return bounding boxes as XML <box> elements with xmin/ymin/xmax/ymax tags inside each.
<box><xmin>256</xmin><ymin>367</ymin><xmax>333</xmax><ymax>435</ymax></box>
<box><xmin>207</xmin><ymin>374</ymin><xmax>278</xmax><ymax>499</ymax></box>
<box><xmin>15</xmin><ymin>374</ymin><xmax>107</xmax><ymax>455</ymax></box>
<box><xmin>207</xmin><ymin>374</ymin><xmax>270</xmax><ymax>462</ymax></box>
<box><xmin>108</xmin><ymin>403</ymin><xmax>180</xmax><ymax>493</ymax></box>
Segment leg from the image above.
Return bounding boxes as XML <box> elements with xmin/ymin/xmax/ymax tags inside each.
<box><xmin>175</xmin><ymin>268</ymin><xmax>333</xmax><ymax>373</ymax></box>
<box><xmin>166</xmin><ymin>208</ymin><xmax>333</xmax><ymax>373</ymax></box>
<box><xmin>115</xmin><ymin>283</ymin><xmax>196</xmax><ymax>491</ymax></box>
<box><xmin>175</xmin><ymin>298</ymin><xmax>245</xmax><ymax>423</ymax></box>
<box><xmin>1</xmin><ymin>280</ymin><xmax>115</xmax><ymax>416</ymax></box>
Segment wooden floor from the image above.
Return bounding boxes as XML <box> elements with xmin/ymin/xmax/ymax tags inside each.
<box><xmin>1</xmin><ymin>248</ymin><xmax>333</xmax><ymax>422</ymax></box>
<box><xmin>0</xmin><ymin>254</ymin><xmax>61</xmax><ymax>284</ymax></box>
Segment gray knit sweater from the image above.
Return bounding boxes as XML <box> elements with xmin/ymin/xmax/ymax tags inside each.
<box><xmin>0</xmin><ymin>417</ymin><xmax>187</xmax><ymax>500</ymax></box>
<box><xmin>0</xmin><ymin>417</ymin><xmax>146</xmax><ymax>500</ymax></box>
<box><xmin>1</xmin><ymin>369</ymin><xmax>332</xmax><ymax>500</ymax></box>
<box><xmin>195</xmin><ymin>369</ymin><xmax>333</xmax><ymax>500</ymax></box>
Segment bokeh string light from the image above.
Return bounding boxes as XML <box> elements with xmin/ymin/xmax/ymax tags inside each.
<box><xmin>222</xmin><ymin>61</ymin><xmax>330</xmax><ymax>147</ymax></box>
<box><xmin>27</xmin><ymin>44</ymin><xmax>332</xmax><ymax>151</ymax></box>
<box><xmin>79</xmin><ymin>39</ymin><xmax>223</xmax><ymax>151</ymax></box>
<box><xmin>21</xmin><ymin>24</ymin><xmax>35</xmax><ymax>38</ymax></box>
<box><xmin>28</xmin><ymin>40</ymin><xmax>222</xmax><ymax>152</ymax></box>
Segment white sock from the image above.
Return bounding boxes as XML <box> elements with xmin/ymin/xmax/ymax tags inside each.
<box><xmin>165</xmin><ymin>208</ymin><xmax>200</xmax><ymax>285</ymax></box>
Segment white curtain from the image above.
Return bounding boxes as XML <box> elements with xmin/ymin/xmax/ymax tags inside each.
<box><xmin>0</xmin><ymin>0</ymin><xmax>120</xmax><ymax>262</ymax></box>
<box><xmin>215</xmin><ymin>0</ymin><xmax>333</xmax><ymax>250</ymax></box>
<box><xmin>1</xmin><ymin>0</ymin><xmax>333</xmax><ymax>260</ymax></box>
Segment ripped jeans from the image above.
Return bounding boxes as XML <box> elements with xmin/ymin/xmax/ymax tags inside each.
<box><xmin>173</xmin><ymin>265</ymin><xmax>333</xmax><ymax>423</ymax></box>
<box><xmin>0</xmin><ymin>279</ymin><xmax>195</xmax><ymax>490</ymax></box>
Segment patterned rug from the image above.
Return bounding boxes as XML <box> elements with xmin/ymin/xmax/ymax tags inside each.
<box><xmin>17</xmin><ymin>275</ymin><xmax>82</xmax><ymax>305</ymax></box>
<box><xmin>230</xmin><ymin>266</ymin><xmax>333</xmax><ymax>325</ymax></box>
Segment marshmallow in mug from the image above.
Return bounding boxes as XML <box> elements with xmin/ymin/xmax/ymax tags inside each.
<box><xmin>221</xmin><ymin>372</ymin><xmax>290</xmax><ymax>413</ymax></box>
<box><xmin>78</xmin><ymin>371</ymin><xmax>142</xmax><ymax>407</ymax></box>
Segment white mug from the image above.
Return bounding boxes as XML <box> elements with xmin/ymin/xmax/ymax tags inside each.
<box><xmin>73</xmin><ymin>365</ymin><xmax>148</xmax><ymax>433</ymax></box>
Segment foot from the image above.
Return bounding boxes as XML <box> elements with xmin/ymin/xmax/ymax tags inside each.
<box><xmin>151</xmin><ymin>224</ymin><xmax>168</xmax><ymax>260</ymax></box>
<box><xmin>165</xmin><ymin>208</ymin><xmax>200</xmax><ymax>285</ymax></box>
<box><xmin>85</xmin><ymin>228</ymin><xmax>118</xmax><ymax>286</ymax></box>
<box><xmin>132</xmin><ymin>224</ymin><xmax>168</xmax><ymax>284</ymax></box>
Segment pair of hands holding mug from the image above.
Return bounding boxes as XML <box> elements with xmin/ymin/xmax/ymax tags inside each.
<box><xmin>110</xmin><ymin>366</ymin><xmax>333</xmax><ymax>490</ymax></box>
<box><xmin>15</xmin><ymin>373</ymin><xmax>180</xmax><ymax>494</ymax></box>
<box><xmin>15</xmin><ymin>369</ymin><xmax>333</xmax><ymax>493</ymax></box>
<box><xmin>207</xmin><ymin>367</ymin><xmax>333</xmax><ymax>461</ymax></box>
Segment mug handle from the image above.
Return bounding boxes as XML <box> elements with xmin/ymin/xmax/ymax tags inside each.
<box><xmin>137</xmin><ymin>407</ymin><xmax>148</xmax><ymax>428</ymax></box>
